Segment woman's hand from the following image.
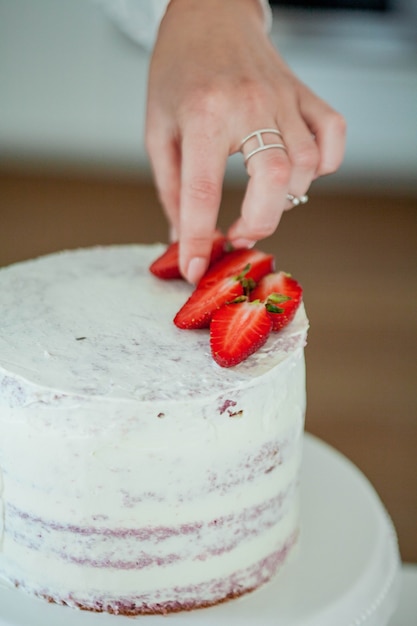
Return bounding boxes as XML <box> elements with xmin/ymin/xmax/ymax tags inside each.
<box><xmin>146</xmin><ymin>0</ymin><xmax>346</xmax><ymax>283</ymax></box>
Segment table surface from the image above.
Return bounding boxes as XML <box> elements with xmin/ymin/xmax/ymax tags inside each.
<box><xmin>0</xmin><ymin>434</ymin><xmax>404</xmax><ymax>626</ymax></box>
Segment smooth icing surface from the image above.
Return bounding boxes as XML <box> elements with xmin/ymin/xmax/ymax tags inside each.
<box><xmin>0</xmin><ymin>244</ymin><xmax>308</xmax><ymax>614</ymax></box>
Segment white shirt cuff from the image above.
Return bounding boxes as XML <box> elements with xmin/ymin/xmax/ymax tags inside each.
<box><xmin>95</xmin><ymin>0</ymin><xmax>272</xmax><ymax>50</ymax></box>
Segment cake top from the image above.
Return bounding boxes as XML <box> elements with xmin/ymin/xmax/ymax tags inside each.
<box><xmin>0</xmin><ymin>245</ymin><xmax>308</xmax><ymax>406</ymax></box>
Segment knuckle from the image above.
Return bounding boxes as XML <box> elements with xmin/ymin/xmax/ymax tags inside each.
<box><xmin>329</xmin><ymin>110</ymin><xmax>347</xmax><ymax>138</ymax></box>
<box><xmin>181</xmin><ymin>86</ymin><xmax>228</xmax><ymax>121</ymax></box>
<box><xmin>238</xmin><ymin>79</ymin><xmax>271</xmax><ymax>114</ymax></box>
<box><xmin>264</xmin><ymin>159</ymin><xmax>292</xmax><ymax>188</ymax></box>
<box><xmin>291</xmin><ymin>142</ymin><xmax>319</xmax><ymax>172</ymax></box>
<box><xmin>187</xmin><ymin>177</ymin><xmax>219</xmax><ymax>204</ymax></box>
<box><xmin>186</xmin><ymin>234</ymin><xmax>212</xmax><ymax>250</ymax></box>
<box><xmin>242</xmin><ymin>215</ymin><xmax>277</xmax><ymax>240</ymax></box>
<box><xmin>251</xmin><ymin>224</ymin><xmax>276</xmax><ymax>239</ymax></box>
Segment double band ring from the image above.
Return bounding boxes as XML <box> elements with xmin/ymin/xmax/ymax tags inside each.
<box><xmin>240</xmin><ymin>128</ymin><xmax>310</xmax><ymax>207</ymax></box>
<box><xmin>286</xmin><ymin>194</ymin><xmax>309</xmax><ymax>206</ymax></box>
<box><xmin>240</xmin><ymin>128</ymin><xmax>287</xmax><ymax>165</ymax></box>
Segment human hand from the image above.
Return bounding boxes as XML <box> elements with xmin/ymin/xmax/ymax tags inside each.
<box><xmin>146</xmin><ymin>0</ymin><xmax>346</xmax><ymax>284</ymax></box>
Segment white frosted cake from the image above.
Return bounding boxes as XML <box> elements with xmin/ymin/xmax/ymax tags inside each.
<box><xmin>0</xmin><ymin>244</ymin><xmax>308</xmax><ymax>615</ymax></box>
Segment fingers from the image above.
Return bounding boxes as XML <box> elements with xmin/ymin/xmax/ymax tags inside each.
<box><xmin>148</xmin><ymin>96</ymin><xmax>345</xmax><ymax>279</ymax></box>
<box><xmin>227</xmin><ymin>116</ymin><xmax>317</xmax><ymax>246</ymax></box>
<box><xmin>300</xmin><ymin>88</ymin><xmax>347</xmax><ymax>177</ymax></box>
<box><xmin>146</xmin><ymin>125</ymin><xmax>181</xmax><ymax>238</ymax></box>
<box><xmin>228</xmin><ymin>138</ymin><xmax>291</xmax><ymax>247</ymax></box>
<box><xmin>147</xmin><ymin>97</ymin><xmax>229</xmax><ymax>284</ymax></box>
<box><xmin>148</xmin><ymin>124</ymin><xmax>228</xmax><ymax>283</ymax></box>
<box><xmin>228</xmin><ymin>90</ymin><xmax>345</xmax><ymax>248</ymax></box>
<box><xmin>146</xmin><ymin>4</ymin><xmax>346</xmax><ymax>280</ymax></box>
<box><xmin>178</xmin><ymin>121</ymin><xmax>229</xmax><ymax>284</ymax></box>
<box><xmin>279</xmin><ymin>102</ymin><xmax>320</xmax><ymax>202</ymax></box>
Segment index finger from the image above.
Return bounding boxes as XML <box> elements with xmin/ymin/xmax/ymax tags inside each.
<box><xmin>179</xmin><ymin>124</ymin><xmax>229</xmax><ymax>284</ymax></box>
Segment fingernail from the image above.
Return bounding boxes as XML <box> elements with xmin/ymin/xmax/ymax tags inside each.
<box><xmin>186</xmin><ymin>257</ymin><xmax>207</xmax><ymax>285</ymax></box>
<box><xmin>230</xmin><ymin>238</ymin><xmax>256</xmax><ymax>250</ymax></box>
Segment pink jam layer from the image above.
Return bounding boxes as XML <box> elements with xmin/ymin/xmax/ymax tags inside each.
<box><xmin>11</xmin><ymin>532</ymin><xmax>297</xmax><ymax>615</ymax></box>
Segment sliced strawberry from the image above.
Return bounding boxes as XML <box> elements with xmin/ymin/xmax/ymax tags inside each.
<box><xmin>250</xmin><ymin>271</ymin><xmax>303</xmax><ymax>331</ymax></box>
<box><xmin>210</xmin><ymin>298</ymin><xmax>272</xmax><ymax>367</ymax></box>
<box><xmin>149</xmin><ymin>232</ymin><xmax>228</xmax><ymax>280</ymax></box>
<box><xmin>174</xmin><ymin>274</ymin><xmax>245</xmax><ymax>329</ymax></box>
<box><xmin>198</xmin><ymin>248</ymin><xmax>274</xmax><ymax>288</ymax></box>
<box><xmin>149</xmin><ymin>242</ymin><xmax>182</xmax><ymax>279</ymax></box>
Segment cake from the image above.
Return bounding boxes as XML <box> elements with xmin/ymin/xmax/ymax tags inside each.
<box><xmin>0</xmin><ymin>244</ymin><xmax>308</xmax><ymax>615</ymax></box>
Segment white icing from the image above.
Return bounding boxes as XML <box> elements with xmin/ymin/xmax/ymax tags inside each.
<box><xmin>0</xmin><ymin>465</ymin><xmax>4</xmax><ymax>552</ymax></box>
<box><xmin>0</xmin><ymin>244</ymin><xmax>308</xmax><ymax>611</ymax></box>
<box><xmin>0</xmin><ymin>245</ymin><xmax>307</xmax><ymax>406</ymax></box>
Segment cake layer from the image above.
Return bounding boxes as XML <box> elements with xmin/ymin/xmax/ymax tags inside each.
<box><xmin>0</xmin><ymin>244</ymin><xmax>308</xmax><ymax>613</ymax></box>
<box><xmin>10</xmin><ymin>535</ymin><xmax>298</xmax><ymax>614</ymax></box>
<box><xmin>0</xmin><ymin>245</ymin><xmax>308</xmax><ymax>405</ymax></box>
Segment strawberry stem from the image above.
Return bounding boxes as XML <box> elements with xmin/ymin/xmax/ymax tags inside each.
<box><xmin>266</xmin><ymin>302</ymin><xmax>284</xmax><ymax>314</ymax></box>
<box><xmin>241</xmin><ymin>277</ymin><xmax>256</xmax><ymax>295</ymax></box>
<box><xmin>229</xmin><ymin>295</ymin><xmax>248</xmax><ymax>305</ymax></box>
<box><xmin>235</xmin><ymin>263</ymin><xmax>251</xmax><ymax>281</ymax></box>
<box><xmin>235</xmin><ymin>263</ymin><xmax>256</xmax><ymax>297</ymax></box>
<box><xmin>267</xmin><ymin>292</ymin><xmax>292</xmax><ymax>304</ymax></box>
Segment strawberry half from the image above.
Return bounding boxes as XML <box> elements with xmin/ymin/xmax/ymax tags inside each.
<box><xmin>250</xmin><ymin>271</ymin><xmax>303</xmax><ymax>331</ymax></box>
<box><xmin>210</xmin><ymin>298</ymin><xmax>273</xmax><ymax>368</ymax></box>
<box><xmin>198</xmin><ymin>248</ymin><xmax>274</xmax><ymax>288</ymax></box>
<box><xmin>173</xmin><ymin>269</ymin><xmax>249</xmax><ymax>329</ymax></box>
<box><xmin>149</xmin><ymin>232</ymin><xmax>227</xmax><ymax>280</ymax></box>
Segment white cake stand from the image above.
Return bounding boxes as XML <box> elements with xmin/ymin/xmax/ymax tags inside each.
<box><xmin>0</xmin><ymin>434</ymin><xmax>401</xmax><ymax>626</ymax></box>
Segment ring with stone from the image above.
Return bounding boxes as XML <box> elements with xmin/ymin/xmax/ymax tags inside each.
<box><xmin>286</xmin><ymin>194</ymin><xmax>309</xmax><ymax>207</ymax></box>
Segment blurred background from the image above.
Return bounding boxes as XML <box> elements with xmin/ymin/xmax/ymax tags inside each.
<box><xmin>0</xmin><ymin>0</ymin><xmax>416</xmax><ymax>564</ymax></box>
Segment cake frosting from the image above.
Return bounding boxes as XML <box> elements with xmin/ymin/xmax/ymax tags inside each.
<box><xmin>0</xmin><ymin>244</ymin><xmax>308</xmax><ymax>614</ymax></box>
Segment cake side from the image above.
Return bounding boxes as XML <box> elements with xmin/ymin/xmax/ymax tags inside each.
<box><xmin>0</xmin><ymin>244</ymin><xmax>308</xmax><ymax>614</ymax></box>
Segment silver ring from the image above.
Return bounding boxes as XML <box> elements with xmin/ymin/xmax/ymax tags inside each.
<box><xmin>240</xmin><ymin>128</ymin><xmax>287</xmax><ymax>165</ymax></box>
<box><xmin>286</xmin><ymin>194</ymin><xmax>309</xmax><ymax>206</ymax></box>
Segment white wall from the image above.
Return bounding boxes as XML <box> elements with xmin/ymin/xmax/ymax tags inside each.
<box><xmin>0</xmin><ymin>0</ymin><xmax>416</xmax><ymax>192</ymax></box>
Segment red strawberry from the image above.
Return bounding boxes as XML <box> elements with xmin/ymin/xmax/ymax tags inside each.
<box><xmin>210</xmin><ymin>298</ymin><xmax>272</xmax><ymax>367</ymax></box>
<box><xmin>174</xmin><ymin>250</ymin><xmax>274</xmax><ymax>329</ymax></box>
<box><xmin>149</xmin><ymin>241</ymin><xmax>182</xmax><ymax>279</ymax></box>
<box><xmin>149</xmin><ymin>232</ymin><xmax>227</xmax><ymax>279</ymax></box>
<box><xmin>174</xmin><ymin>270</ymin><xmax>248</xmax><ymax>329</ymax></box>
<box><xmin>198</xmin><ymin>248</ymin><xmax>274</xmax><ymax>288</ymax></box>
<box><xmin>250</xmin><ymin>271</ymin><xmax>303</xmax><ymax>331</ymax></box>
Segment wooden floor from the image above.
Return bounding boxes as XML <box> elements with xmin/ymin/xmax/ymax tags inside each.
<box><xmin>1</xmin><ymin>169</ymin><xmax>416</xmax><ymax>562</ymax></box>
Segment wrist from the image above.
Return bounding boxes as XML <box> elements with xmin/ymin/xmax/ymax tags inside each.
<box><xmin>165</xmin><ymin>0</ymin><xmax>270</xmax><ymax>31</ymax></box>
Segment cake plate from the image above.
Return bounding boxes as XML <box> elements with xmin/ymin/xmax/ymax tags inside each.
<box><xmin>0</xmin><ymin>434</ymin><xmax>401</xmax><ymax>626</ymax></box>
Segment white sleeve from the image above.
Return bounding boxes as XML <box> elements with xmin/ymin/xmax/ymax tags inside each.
<box><xmin>93</xmin><ymin>0</ymin><xmax>171</xmax><ymax>50</ymax></box>
<box><xmin>94</xmin><ymin>0</ymin><xmax>273</xmax><ymax>51</ymax></box>
<box><xmin>258</xmin><ymin>0</ymin><xmax>273</xmax><ymax>32</ymax></box>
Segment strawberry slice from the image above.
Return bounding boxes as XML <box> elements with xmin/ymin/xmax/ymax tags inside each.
<box><xmin>198</xmin><ymin>248</ymin><xmax>274</xmax><ymax>288</ymax></box>
<box><xmin>149</xmin><ymin>232</ymin><xmax>227</xmax><ymax>279</ymax></box>
<box><xmin>174</xmin><ymin>271</ymin><xmax>248</xmax><ymax>329</ymax></box>
<box><xmin>149</xmin><ymin>241</ymin><xmax>182</xmax><ymax>279</ymax></box>
<box><xmin>250</xmin><ymin>271</ymin><xmax>303</xmax><ymax>331</ymax></box>
<box><xmin>174</xmin><ymin>249</ymin><xmax>274</xmax><ymax>329</ymax></box>
<box><xmin>210</xmin><ymin>298</ymin><xmax>273</xmax><ymax>367</ymax></box>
